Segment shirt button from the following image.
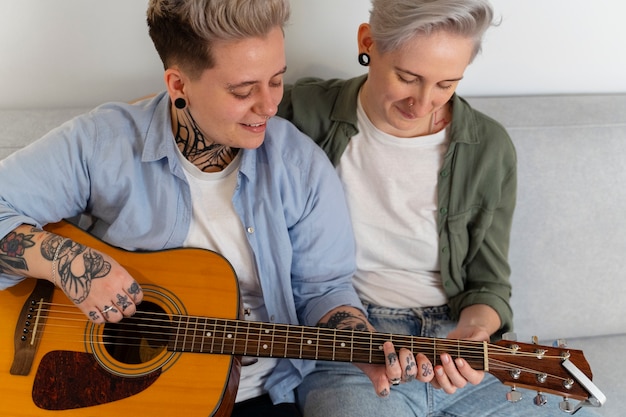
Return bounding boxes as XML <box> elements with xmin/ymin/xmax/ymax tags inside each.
<box><xmin>439</xmin><ymin>207</ymin><xmax>448</xmax><ymax>215</ymax></box>
<box><xmin>440</xmin><ymin>170</ymin><xmax>449</xmax><ymax>177</ymax></box>
<box><xmin>247</xmin><ymin>226</ymin><xmax>255</xmax><ymax>234</ymax></box>
<box><xmin>441</xmin><ymin>246</ymin><xmax>449</xmax><ymax>253</ymax></box>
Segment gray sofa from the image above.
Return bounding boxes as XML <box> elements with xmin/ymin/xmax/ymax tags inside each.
<box><xmin>1</xmin><ymin>94</ymin><xmax>624</xmax><ymax>416</ymax></box>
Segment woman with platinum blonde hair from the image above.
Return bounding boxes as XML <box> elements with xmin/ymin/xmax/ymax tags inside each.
<box><xmin>280</xmin><ymin>0</ymin><xmax>602</xmax><ymax>416</ymax></box>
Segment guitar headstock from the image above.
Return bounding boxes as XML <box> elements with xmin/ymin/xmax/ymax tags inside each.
<box><xmin>489</xmin><ymin>339</ymin><xmax>592</xmax><ymax>401</ymax></box>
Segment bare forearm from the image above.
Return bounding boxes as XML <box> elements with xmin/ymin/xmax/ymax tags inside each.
<box><xmin>455</xmin><ymin>304</ymin><xmax>501</xmax><ymax>339</ymax></box>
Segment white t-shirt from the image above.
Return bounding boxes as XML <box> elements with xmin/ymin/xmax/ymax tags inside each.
<box><xmin>176</xmin><ymin>149</ymin><xmax>277</xmax><ymax>403</ymax></box>
<box><xmin>336</xmin><ymin>99</ymin><xmax>449</xmax><ymax>308</ymax></box>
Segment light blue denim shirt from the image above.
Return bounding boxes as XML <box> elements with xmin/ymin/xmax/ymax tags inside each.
<box><xmin>0</xmin><ymin>92</ymin><xmax>361</xmax><ymax>404</ymax></box>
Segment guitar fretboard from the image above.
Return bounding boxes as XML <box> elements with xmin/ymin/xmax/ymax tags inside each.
<box><xmin>167</xmin><ymin>316</ymin><xmax>488</xmax><ymax>369</ymax></box>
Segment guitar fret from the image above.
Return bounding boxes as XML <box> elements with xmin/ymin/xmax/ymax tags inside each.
<box><xmin>255</xmin><ymin>323</ymin><xmax>262</xmax><ymax>356</ymax></box>
<box><xmin>209</xmin><ymin>319</ymin><xmax>217</xmax><ymax>353</ymax></box>
<box><xmin>195</xmin><ymin>316</ymin><xmax>203</xmax><ymax>352</ymax></box>
<box><xmin>232</xmin><ymin>320</ymin><xmax>239</xmax><ymax>355</ymax></box>
<box><xmin>219</xmin><ymin>320</ymin><xmax>227</xmax><ymax>354</ymax></box>
<box><xmin>269</xmin><ymin>323</ymin><xmax>276</xmax><ymax>357</ymax></box>
<box><xmin>175</xmin><ymin>316</ymin><xmax>183</xmax><ymax>351</ymax></box>
<box><xmin>242</xmin><ymin>321</ymin><xmax>250</xmax><ymax>356</ymax></box>
<box><xmin>349</xmin><ymin>330</ymin><xmax>353</xmax><ymax>362</ymax></box>
<box><xmin>182</xmin><ymin>316</ymin><xmax>190</xmax><ymax>351</ymax></box>
<box><xmin>284</xmin><ymin>324</ymin><xmax>289</xmax><ymax>358</ymax></box>
<box><xmin>314</xmin><ymin>327</ymin><xmax>319</xmax><ymax>360</ymax></box>
<box><xmin>199</xmin><ymin>317</ymin><xmax>207</xmax><ymax>353</ymax></box>
<box><xmin>299</xmin><ymin>326</ymin><xmax>304</xmax><ymax>359</ymax></box>
<box><xmin>483</xmin><ymin>341</ymin><xmax>489</xmax><ymax>372</ymax></box>
<box><xmin>188</xmin><ymin>316</ymin><xmax>196</xmax><ymax>352</ymax></box>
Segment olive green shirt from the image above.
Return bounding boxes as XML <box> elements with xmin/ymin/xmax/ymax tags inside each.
<box><xmin>278</xmin><ymin>75</ymin><xmax>517</xmax><ymax>337</ymax></box>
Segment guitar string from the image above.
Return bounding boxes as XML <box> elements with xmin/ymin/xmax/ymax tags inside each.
<box><xmin>25</xmin><ymin>302</ymin><xmax>575</xmax><ymax>382</ymax></box>
<box><xmin>33</xmin><ymin>303</ymin><xmax>495</xmax><ymax>356</ymax></box>
<box><xmin>31</xmin><ymin>302</ymin><xmax>558</xmax><ymax>359</ymax></box>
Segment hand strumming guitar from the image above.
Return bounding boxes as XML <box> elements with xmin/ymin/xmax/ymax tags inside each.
<box><xmin>1</xmin><ymin>224</ymin><xmax>142</xmax><ymax>324</ymax></box>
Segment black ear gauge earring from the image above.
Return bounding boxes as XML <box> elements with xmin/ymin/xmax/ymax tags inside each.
<box><xmin>358</xmin><ymin>53</ymin><xmax>370</xmax><ymax>66</ymax></box>
<box><xmin>174</xmin><ymin>97</ymin><xmax>187</xmax><ymax>109</ymax></box>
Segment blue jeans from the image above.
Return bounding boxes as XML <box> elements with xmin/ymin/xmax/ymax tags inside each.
<box><xmin>297</xmin><ymin>303</ymin><xmax>601</xmax><ymax>417</ymax></box>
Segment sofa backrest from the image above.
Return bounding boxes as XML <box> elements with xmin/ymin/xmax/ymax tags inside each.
<box><xmin>468</xmin><ymin>94</ymin><xmax>626</xmax><ymax>341</ymax></box>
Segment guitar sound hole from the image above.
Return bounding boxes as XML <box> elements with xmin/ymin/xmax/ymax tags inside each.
<box><xmin>103</xmin><ymin>301</ymin><xmax>171</xmax><ymax>364</ymax></box>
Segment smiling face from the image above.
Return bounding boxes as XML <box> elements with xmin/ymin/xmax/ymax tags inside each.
<box><xmin>359</xmin><ymin>24</ymin><xmax>475</xmax><ymax>138</ymax></box>
<box><xmin>167</xmin><ymin>26</ymin><xmax>286</xmax><ymax>150</ymax></box>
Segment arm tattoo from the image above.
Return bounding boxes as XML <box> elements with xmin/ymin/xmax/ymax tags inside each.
<box><xmin>0</xmin><ymin>230</ymin><xmax>36</xmax><ymax>274</ymax></box>
<box><xmin>41</xmin><ymin>235</ymin><xmax>111</xmax><ymax>304</ymax></box>
<box><xmin>319</xmin><ymin>310</ymin><xmax>369</xmax><ymax>331</ymax></box>
<box><xmin>174</xmin><ymin>108</ymin><xmax>238</xmax><ymax>172</ymax></box>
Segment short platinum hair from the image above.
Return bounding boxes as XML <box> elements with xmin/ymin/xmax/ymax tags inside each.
<box><xmin>147</xmin><ymin>0</ymin><xmax>290</xmax><ymax>79</ymax></box>
<box><xmin>369</xmin><ymin>0</ymin><xmax>496</xmax><ymax>61</ymax></box>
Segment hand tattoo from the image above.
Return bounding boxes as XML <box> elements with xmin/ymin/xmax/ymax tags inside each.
<box><xmin>422</xmin><ymin>363</ymin><xmax>433</xmax><ymax>377</ymax></box>
<box><xmin>42</xmin><ymin>235</ymin><xmax>111</xmax><ymax>304</ymax></box>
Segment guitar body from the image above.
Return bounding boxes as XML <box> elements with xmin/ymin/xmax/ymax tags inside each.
<box><xmin>0</xmin><ymin>221</ymin><xmax>241</xmax><ymax>417</ymax></box>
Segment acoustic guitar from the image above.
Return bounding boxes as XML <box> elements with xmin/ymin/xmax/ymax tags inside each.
<box><xmin>0</xmin><ymin>221</ymin><xmax>604</xmax><ymax>416</ymax></box>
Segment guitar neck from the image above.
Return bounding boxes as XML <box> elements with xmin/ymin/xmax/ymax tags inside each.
<box><xmin>167</xmin><ymin>316</ymin><xmax>488</xmax><ymax>370</ymax></box>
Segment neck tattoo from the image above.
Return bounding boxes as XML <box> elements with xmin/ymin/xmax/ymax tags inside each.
<box><xmin>429</xmin><ymin>104</ymin><xmax>451</xmax><ymax>134</ymax></box>
<box><xmin>174</xmin><ymin>109</ymin><xmax>239</xmax><ymax>172</ymax></box>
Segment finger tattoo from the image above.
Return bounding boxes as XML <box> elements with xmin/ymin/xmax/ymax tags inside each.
<box><xmin>116</xmin><ymin>293</ymin><xmax>131</xmax><ymax>311</ymax></box>
<box><xmin>405</xmin><ymin>356</ymin><xmax>417</xmax><ymax>381</ymax></box>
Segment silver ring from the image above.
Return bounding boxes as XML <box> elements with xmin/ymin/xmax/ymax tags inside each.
<box><xmin>102</xmin><ymin>305</ymin><xmax>115</xmax><ymax>314</ymax></box>
<box><xmin>390</xmin><ymin>378</ymin><xmax>401</xmax><ymax>386</ymax></box>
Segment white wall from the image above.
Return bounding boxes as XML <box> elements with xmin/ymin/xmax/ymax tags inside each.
<box><xmin>1</xmin><ymin>0</ymin><xmax>625</xmax><ymax>109</ymax></box>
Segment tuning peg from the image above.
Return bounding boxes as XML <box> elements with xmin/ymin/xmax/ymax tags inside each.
<box><xmin>502</xmin><ymin>332</ymin><xmax>517</xmax><ymax>341</ymax></box>
<box><xmin>532</xmin><ymin>335</ymin><xmax>539</xmax><ymax>344</ymax></box>
<box><xmin>506</xmin><ymin>387</ymin><xmax>522</xmax><ymax>403</ymax></box>
<box><xmin>559</xmin><ymin>398</ymin><xmax>579</xmax><ymax>414</ymax></box>
<box><xmin>553</xmin><ymin>339</ymin><xmax>567</xmax><ymax>348</ymax></box>
<box><xmin>534</xmin><ymin>392</ymin><xmax>548</xmax><ymax>406</ymax></box>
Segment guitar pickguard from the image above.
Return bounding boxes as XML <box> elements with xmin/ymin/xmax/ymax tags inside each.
<box><xmin>33</xmin><ymin>350</ymin><xmax>160</xmax><ymax>410</ymax></box>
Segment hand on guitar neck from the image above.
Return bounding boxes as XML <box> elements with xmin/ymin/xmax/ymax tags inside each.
<box><xmin>318</xmin><ymin>305</ymin><xmax>489</xmax><ymax>398</ymax></box>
